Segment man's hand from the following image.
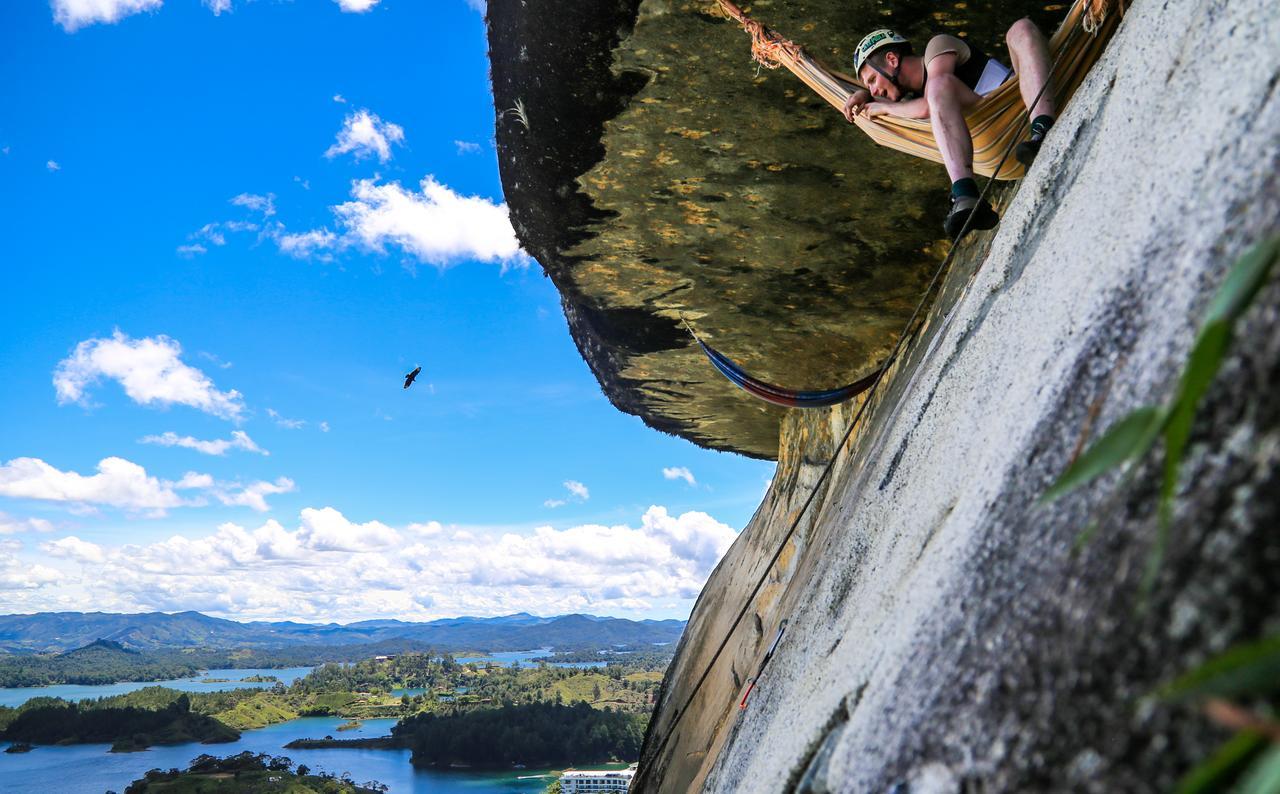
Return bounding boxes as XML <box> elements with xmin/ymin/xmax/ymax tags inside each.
<box><xmin>863</xmin><ymin>101</ymin><xmax>893</xmax><ymax>118</ymax></box>
<box><xmin>842</xmin><ymin>89</ymin><xmax>871</xmax><ymax>123</ymax></box>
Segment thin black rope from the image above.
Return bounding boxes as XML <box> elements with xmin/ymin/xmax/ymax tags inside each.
<box><xmin>642</xmin><ymin>16</ymin><xmax>1081</xmax><ymax>774</ymax></box>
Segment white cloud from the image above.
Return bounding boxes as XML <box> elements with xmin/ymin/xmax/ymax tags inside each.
<box><xmin>176</xmin><ymin>243</ymin><xmax>207</xmax><ymax>257</ymax></box>
<box><xmin>0</xmin><ymin>513</ymin><xmax>55</xmax><ymax>535</ymax></box>
<box><xmin>267</xmin><ymin>408</ymin><xmax>305</xmax><ymax>429</ymax></box>
<box><xmin>54</xmin><ymin>331</ymin><xmax>245</xmax><ymax>420</ymax></box>
<box><xmin>140</xmin><ymin>430</ymin><xmax>268</xmax><ymax>457</ymax></box>
<box><xmin>24</xmin><ymin>505</ymin><xmax>736</xmax><ymax>621</ymax></box>
<box><xmin>42</xmin><ymin>535</ymin><xmax>105</xmax><ymax>564</ymax></box>
<box><xmin>333</xmin><ymin>176</ymin><xmax>526</xmax><ymax>267</ymax></box>
<box><xmin>0</xmin><ymin>457</ymin><xmax>205</xmax><ymax>513</ymax></box>
<box><xmin>52</xmin><ymin>0</ymin><xmax>162</xmax><ymax>31</ymax></box>
<box><xmin>276</xmin><ymin>229</ymin><xmax>337</xmax><ymax>260</ymax></box>
<box><xmin>203</xmin><ymin>0</ymin><xmax>231</xmax><ymax>14</ymax></box>
<box><xmin>333</xmin><ymin>94</ymin><xmax>347</xmax><ymax>104</ymax></box>
<box><xmin>230</xmin><ymin>192</ymin><xmax>276</xmax><ymax>217</ymax></box>
<box><xmin>545</xmin><ymin>480</ymin><xmax>588</xmax><ymax>508</ymax></box>
<box><xmin>334</xmin><ymin>0</ymin><xmax>380</xmax><ymax>12</ymax></box>
<box><xmin>319</xmin><ymin>421</ymin><xmax>330</xmax><ymax>433</ymax></box>
<box><xmin>464</xmin><ymin>0</ymin><xmax>485</xmax><ymax>12</ymax></box>
<box><xmin>325</xmin><ymin>110</ymin><xmax>404</xmax><ymax>163</ymax></box>
<box><xmin>662</xmin><ymin>466</ymin><xmax>697</xmax><ymax>486</ymax></box>
<box><xmin>454</xmin><ymin>140</ymin><xmax>481</xmax><ymax>155</ymax></box>
<box><xmin>211</xmin><ymin>477</ymin><xmax>296</xmax><ymax>512</ymax></box>
<box><xmin>0</xmin><ymin>457</ymin><xmax>292</xmax><ymax>516</ymax></box>
<box><xmin>46</xmin><ymin>160</ymin><xmax>61</xmax><ymax>171</ymax></box>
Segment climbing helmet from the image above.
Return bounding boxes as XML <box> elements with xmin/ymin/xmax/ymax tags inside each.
<box><xmin>853</xmin><ymin>29</ymin><xmax>912</xmax><ymax>74</ymax></box>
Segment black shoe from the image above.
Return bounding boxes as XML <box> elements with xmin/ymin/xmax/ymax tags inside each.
<box><xmin>944</xmin><ymin>194</ymin><xmax>999</xmax><ymax>239</ymax></box>
<box><xmin>1015</xmin><ymin>134</ymin><xmax>1044</xmax><ymax>167</ymax></box>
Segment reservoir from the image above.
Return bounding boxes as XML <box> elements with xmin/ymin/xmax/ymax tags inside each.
<box><xmin>0</xmin><ymin>716</ymin><xmax>557</xmax><ymax>793</ymax></box>
<box><xmin>0</xmin><ymin>667</ymin><xmax>315</xmax><ymax>709</ymax></box>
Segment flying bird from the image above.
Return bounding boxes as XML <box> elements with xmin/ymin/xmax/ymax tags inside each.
<box><xmin>403</xmin><ymin>366</ymin><xmax>422</xmax><ymax>390</ymax></box>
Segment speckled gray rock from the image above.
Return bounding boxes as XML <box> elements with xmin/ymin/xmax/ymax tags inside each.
<box><xmin>633</xmin><ymin>0</ymin><xmax>1280</xmax><ymax>790</ymax></box>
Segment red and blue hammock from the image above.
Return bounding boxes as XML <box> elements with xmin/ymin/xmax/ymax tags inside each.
<box><xmin>684</xmin><ymin>320</ymin><xmax>882</xmax><ymax>409</ymax></box>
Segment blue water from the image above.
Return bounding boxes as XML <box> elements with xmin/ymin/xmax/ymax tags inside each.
<box><xmin>0</xmin><ymin>716</ymin><xmax>558</xmax><ymax>793</ymax></box>
<box><xmin>456</xmin><ymin>649</ymin><xmax>605</xmax><ymax>670</ymax></box>
<box><xmin>0</xmin><ymin>667</ymin><xmax>315</xmax><ymax>709</ymax></box>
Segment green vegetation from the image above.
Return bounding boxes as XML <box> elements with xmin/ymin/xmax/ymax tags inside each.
<box><xmin>1158</xmin><ymin>633</ymin><xmax>1280</xmax><ymax>794</ymax></box>
<box><xmin>123</xmin><ymin>751</ymin><xmax>387</xmax><ymax>793</ymax></box>
<box><xmin>0</xmin><ymin>693</ymin><xmax>237</xmax><ymax>752</ymax></box>
<box><xmin>0</xmin><ymin>648</ymin><xmax>672</xmax><ymax>751</ymax></box>
<box><xmin>393</xmin><ymin>701</ymin><xmax>645</xmax><ymax>768</ymax></box>
<box><xmin>1042</xmin><ymin>234</ymin><xmax>1280</xmax><ymax>590</ymax></box>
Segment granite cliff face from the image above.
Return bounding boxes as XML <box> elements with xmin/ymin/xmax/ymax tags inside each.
<box><xmin>487</xmin><ymin>0</ymin><xmax>1280</xmax><ymax>790</ymax></box>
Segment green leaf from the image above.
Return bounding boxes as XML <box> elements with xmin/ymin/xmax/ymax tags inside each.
<box><xmin>1204</xmin><ymin>235</ymin><xmax>1280</xmax><ymax>328</ymax></box>
<box><xmin>1160</xmin><ymin>634</ymin><xmax>1280</xmax><ymax>702</ymax></box>
<box><xmin>1176</xmin><ymin>730</ymin><xmax>1268</xmax><ymax>794</ymax></box>
<box><xmin>1235</xmin><ymin>746</ymin><xmax>1280</xmax><ymax>794</ymax></box>
<box><xmin>1041</xmin><ymin>406</ymin><xmax>1164</xmax><ymax>503</ymax></box>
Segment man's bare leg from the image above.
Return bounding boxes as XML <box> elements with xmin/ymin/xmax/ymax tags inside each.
<box><xmin>924</xmin><ymin>71</ymin><xmax>995</xmax><ymax>237</ymax></box>
<box><xmin>1006</xmin><ymin>18</ymin><xmax>1055</xmax><ymax>118</ymax></box>
<box><xmin>924</xmin><ymin>72</ymin><xmax>982</xmax><ymax>183</ymax></box>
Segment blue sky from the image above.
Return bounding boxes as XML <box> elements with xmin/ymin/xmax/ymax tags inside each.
<box><xmin>0</xmin><ymin>0</ymin><xmax>775</xmax><ymax>622</ymax></box>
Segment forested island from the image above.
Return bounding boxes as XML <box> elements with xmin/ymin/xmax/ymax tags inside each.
<box><xmin>395</xmin><ymin>701</ymin><xmax>643</xmax><ymax>768</ymax></box>
<box><xmin>1</xmin><ymin>694</ymin><xmax>237</xmax><ymax>753</ymax></box>
<box><xmin>122</xmin><ymin>751</ymin><xmax>387</xmax><ymax>793</ymax></box>
<box><xmin>0</xmin><ymin>643</ymin><xmax>665</xmax><ymax>763</ymax></box>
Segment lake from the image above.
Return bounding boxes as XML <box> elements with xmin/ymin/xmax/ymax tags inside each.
<box><xmin>0</xmin><ymin>667</ymin><xmax>315</xmax><ymax>709</ymax></box>
<box><xmin>0</xmin><ymin>716</ymin><xmax>562</xmax><ymax>793</ymax></box>
<box><xmin>455</xmin><ymin>649</ymin><xmax>606</xmax><ymax>669</ymax></box>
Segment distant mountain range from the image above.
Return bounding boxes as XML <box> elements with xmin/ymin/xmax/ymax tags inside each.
<box><xmin>0</xmin><ymin>611</ymin><xmax>686</xmax><ymax>654</ymax></box>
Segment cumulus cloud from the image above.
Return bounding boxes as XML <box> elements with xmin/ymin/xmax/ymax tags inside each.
<box><xmin>325</xmin><ymin>110</ymin><xmax>404</xmax><ymax>163</ymax></box>
<box><xmin>276</xmin><ymin>229</ymin><xmax>337</xmax><ymax>260</ymax></box>
<box><xmin>52</xmin><ymin>0</ymin><xmax>162</xmax><ymax>31</ymax></box>
<box><xmin>333</xmin><ymin>176</ymin><xmax>525</xmax><ymax>267</ymax></box>
<box><xmin>28</xmin><ymin>505</ymin><xmax>736</xmax><ymax>620</ymax></box>
<box><xmin>335</xmin><ymin>0</ymin><xmax>380</xmax><ymax>11</ymax></box>
<box><xmin>211</xmin><ymin>477</ymin><xmax>296</xmax><ymax>512</ymax></box>
<box><xmin>230</xmin><ymin>192</ymin><xmax>275</xmax><ymax>217</ymax></box>
<box><xmin>46</xmin><ymin>160</ymin><xmax>61</xmax><ymax>172</ymax></box>
<box><xmin>454</xmin><ymin>140</ymin><xmax>480</xmax><ymax>155</ymax></box>
<box><xmin>662</xmin><ymin>466</ymin><xmax>697</xmax><ymax>486</ymax></box>
<box><xmin>204</xmin><ymin>0</ymin><xmax>231</xmax><ymax>14</ymax></box>
<box><xmin>42</xmin><ymin>535</ymin><xmax>106</xmax><ymax>564</ymax></box>
<box><xmin>544</xmin><ymin>480</ymin><xmax>588</xmax><ymax>508</ymax></box>
<box><xmin>0</xmin><ymin>457</ymin><xmax>205</xmax><ymax>513</ymax></box>
<box><xmin>0</xmin><ymin>457</ymin><xmax>292</xmax><ymax>516</ymax></box>
<box><xmin>0</xmin><ymin>513</ymin><xmax>55</xmax><ymax>534</ymax></box>
<box><xmin>176</xmin><ymin>243</ymin><xmax>207</xmax><ymax>258</ymax></box>
<box><xmin>54</xmin><ymin>331</ymin><xmax>245</xmax><ymax>420</ymax></box>
<box><xmin>140</xmin><ymin>430</ymin><xmax>268</xmax><ymax>457</ymax></box>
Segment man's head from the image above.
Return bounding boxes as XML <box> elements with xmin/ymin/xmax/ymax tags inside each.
<box><xmin>853</xmin><ymin>29</ymin><xmax>913</xmax><ymax>100</ymax></box>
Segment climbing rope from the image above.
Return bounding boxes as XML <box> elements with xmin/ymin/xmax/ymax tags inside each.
<box><xmin>642</xmin><ymin>17</ymin><xmax>1083</xmax><ymax>775</ymax></box>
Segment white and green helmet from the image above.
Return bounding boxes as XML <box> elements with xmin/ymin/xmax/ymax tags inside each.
<box><xmin>853</xmin><ymin>29</ymin><xmax>911</xmax><ymax>74</ymax></box>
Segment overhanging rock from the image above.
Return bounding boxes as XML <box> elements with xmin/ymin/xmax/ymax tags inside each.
<box><xmin>486</xmin><ymin>0</ymin><xmax>1058</xmax><ymax>459</ymax></box>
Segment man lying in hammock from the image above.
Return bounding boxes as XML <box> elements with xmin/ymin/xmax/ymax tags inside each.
<box><xmin>841</xmin><ymin>22</ymin><xmax>1056</xmax><ymax>238</ymax></box>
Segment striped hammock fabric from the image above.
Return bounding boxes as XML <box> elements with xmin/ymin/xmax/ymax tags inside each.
<box><xmin>716</xmin><ymin>0</ymin><xmax>1124</xmax><ymax>179</ymax></box>
<box><xmin>692</xmin><ymin>332</ymin><xmax>881</xmax><ymax>408</ymax></box>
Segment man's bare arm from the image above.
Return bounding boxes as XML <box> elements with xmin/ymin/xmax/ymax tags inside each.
<box><xmin>866</xmin><ymin>96</ymin><xmax>930</xmax><ymax>119</ymax></box>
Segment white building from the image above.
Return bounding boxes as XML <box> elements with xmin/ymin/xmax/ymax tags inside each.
<box><xmin>560</xmin><ymin>767</ymin><xmax>635</xmax><ymax>793</ymax></box>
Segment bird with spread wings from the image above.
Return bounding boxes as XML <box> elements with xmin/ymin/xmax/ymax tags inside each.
<box><xmin>403</xmin><ymin>366</ymin><xmax>422</xmax><ymax>389</ymax></box>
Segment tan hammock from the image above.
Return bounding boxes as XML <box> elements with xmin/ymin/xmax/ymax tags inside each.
<box><xmin>716</xmin><ymin>0</ymin><xmax>1124</xmax><ymax>179</ymax></box>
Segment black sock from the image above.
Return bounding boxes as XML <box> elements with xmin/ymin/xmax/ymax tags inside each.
<box><xmin>1030</xmin><ymin>114</ymin><xmax>1055</xmax><ymax>138</ymax></box>
<box><xmin>951</xmin><ymin>177</ymin><xmax>979</xmax><ymax>199</ymax></box>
